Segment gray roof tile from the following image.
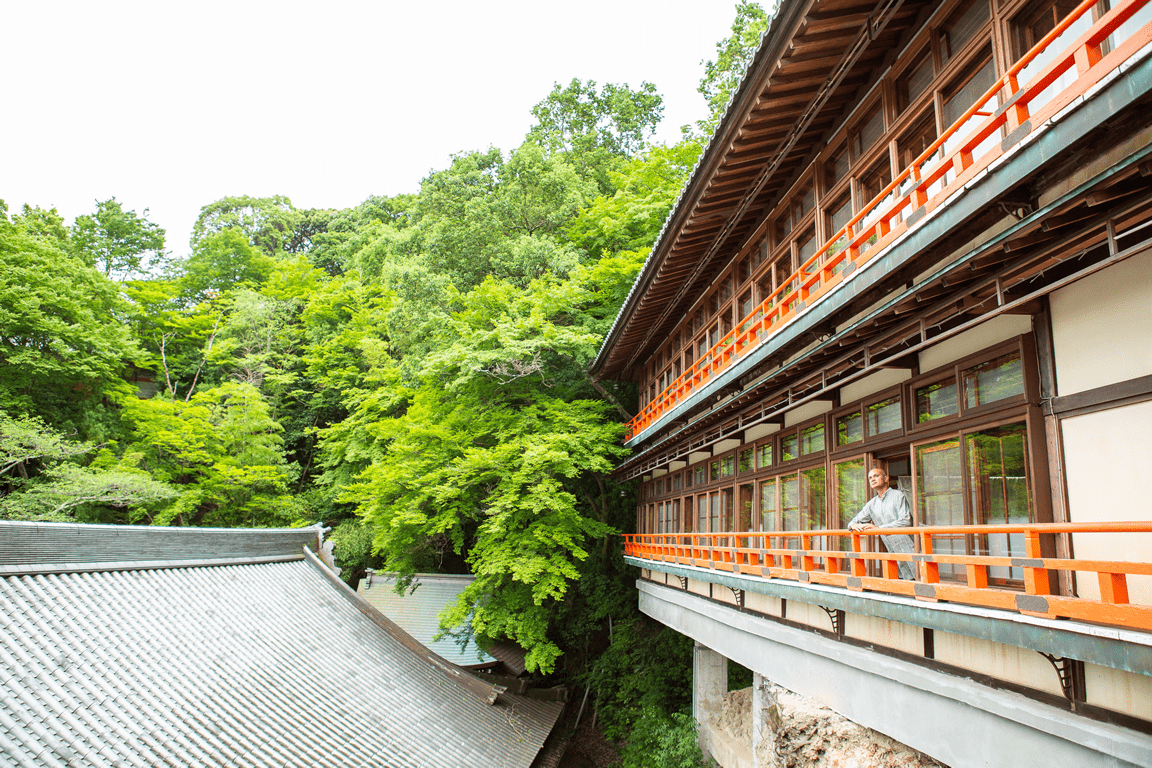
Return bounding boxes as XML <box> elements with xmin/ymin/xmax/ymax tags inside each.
<box><xmin>357</xmin><ymin>573</ymin><xmax>498</xmax><ymax>668</ymax></box>
<box><xmin>0</xmin><ymin>522</ymin><xmax>562</xmax><ymax>768</ymax></box>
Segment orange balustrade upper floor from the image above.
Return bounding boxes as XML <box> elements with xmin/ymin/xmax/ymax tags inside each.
<box><xmin>624</xmin><ymin>0</ymin><xmax>1152</xmax><ymax>443</ymax></box>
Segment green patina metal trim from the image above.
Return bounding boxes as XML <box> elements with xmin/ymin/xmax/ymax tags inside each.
<box><xmin>626</xmin><ymin>556</ymin><xmax>1152</xmax><ymax>677</ymax></box>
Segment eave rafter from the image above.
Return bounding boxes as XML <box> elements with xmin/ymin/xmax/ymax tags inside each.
<box><xmin>594</xmin><ymin>0</ymin><xmax>934</xmax><ymax>380</ymax></box>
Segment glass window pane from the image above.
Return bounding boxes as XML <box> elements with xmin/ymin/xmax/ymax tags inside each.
<box><xmin>831</xmin><ymin>194</ymin><xmax>854</xmax><ymax>233</ymax></box>
<box><xmin>781</xmin><ymin>433</ymin><xmax>799</xmax><ymax>461</ymax></box>
<box><xmin>943</xmin><ymin>56</ymin><xmax>998</xmax><ymax>126</ymax></box>
<box><xmin>827</xmin><ymin>146</ymin><xmax>850</xmax><ymax>187</ymax></box>
<box><xmin>739</xmin><ymin>483</ymin><xmax>755</xmax><ymax>531</ymax></box>
<box><xmin>916</xmin><ymin>378</ymin><xmax>959</xmax><ymax>423</ymax></box>
<box><xmin>698</xmin><ymin>496</ymin><xmax>709</xmax><ymax>533</ymax></box>
<box><xmin>710</xmin><ymin>460</ymin><xmax>721</xmax><ymax>481</ymax></box>
<box><xmin>854</xmin><ymin>104</ymin><xmax>886</xmax><ymax>157</ymax></box>
<box><xmin>739</xmin><ymin>448</ymin><xmax>754</xmax><ymax>473</ymax></box>
<box><xmin>837</xmin><ymin>411</ymin><xmax>864</xmax><ymax>446</ymax></box>
<box><xmin>798</xmin><ymin>185</ymin><xmax>815</xmax><ymax>216</ymax></box>
<box><xmin>964</xmin><ymin>351</ymin><xmax>1024</xmax><ymax>409</ymax></box>
<box><xmin>898</xmin><ymin>50</ymin><xmax>936</xmax><ymax>111</ymax></box>
<box><xmin>797</xmin><ymin>228</ymin><xmax>817</xmax><ymax>264</ymax></box>
<box><xmin>759</xmin><ymin>479</ymin><xmax>778</xmax><ymax>532</ymax></box>
<box><xmin>782</xmin><ymin>474</ymin><xmax>800</xmax><ymax>532</ymax></box>
<box><xmin>758</xmin><ymin>443</ymin><xmax>773</xmax><ymax>468</ymax></box>
<box><xmin>800</xmin><ymin>423</ymin><xmax>826</xmax><ymax>455</ymax></box>
<box><xmin>802</xmin><ymin>466</ymin><xmax>829</xmax><ymax>553</ymax></box>
<box><xmin>966</xmin><ymin>422</ymin><xmax>1031</xmax><ymax>581</ymax></box>
<box><xmin>867</xmin><ymin>396</ymin><xmax>902</xmax><ymax>435</ymax></box>
<box><xmin>721</xmin><ymin>455</ymin><xmax>735</xmax><ymax>477</ymax></box>
<box><xmin>916</xmin><ymin>437</ymin><xmax>965</xmax><ymax>579</ymax></box>
<box><xmin>834</xmin><ymin>458</ymin><xmax>868</xmax><ymax>560</ymax></box>
<box><xmin>942</xmin><ymin>0</ymin><xmax>991</xmax><ymax>63</ymax></box>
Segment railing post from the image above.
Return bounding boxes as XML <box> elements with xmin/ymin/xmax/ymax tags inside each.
<box><xmin>850</xmin><ymin>532</ymin><xmax>866</xmax><ymax>579</ymax></box>
<box><xmin>801</xmin><ymin>534</ymin><xmax>815</xmax><ymax>572</ymax></box>
<box><xmin>917</xmin><ymin>531</ymin><xmax>938</xmax><ymax>584</ymax></box>
<box><xmin>1023</xmin><ymin>530</ymin><xmax>1052</xmax><ymax>596</ymax></box>
<box><xmin>1099</xmin><ymin>572</ymin><xmax>1130</xmax><ymax>604</ymax></box>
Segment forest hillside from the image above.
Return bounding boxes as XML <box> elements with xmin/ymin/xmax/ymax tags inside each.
<box><xmin>0</xmin><ymin>5</ymin><xmax>769</xmax><ymax>765</ymax></box>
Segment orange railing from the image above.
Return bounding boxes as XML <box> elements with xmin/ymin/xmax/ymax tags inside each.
<box><xmin>624</xmin><ymin>522</ymin><xmax>1152</xmax><ymax>632</ymax></box>
<box><xmin>625</xmin><ymin>0</ymin><xmax>1152</xmax><ymax>441</ymax></box>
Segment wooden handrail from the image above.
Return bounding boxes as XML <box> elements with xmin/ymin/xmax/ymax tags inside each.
<box><xmin>623</xmin><ymin>521</ymin><xmax>1152</xmax><ymax>631</ymax></box>
<box><xmin>625</xmin><ymin>0</ymin><xmax>1152</xmax><ymax>441</ymax></box>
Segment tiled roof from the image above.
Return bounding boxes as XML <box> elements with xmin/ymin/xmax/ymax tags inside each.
<box><xmin>358</xmin><ymin>572</ymin><xmax>498</xmax><ymax>669</ymax></box>
<box><xmin>0</xmin><ymin>522</ymin><xmax>563</xmax><ymax>768</ymax></box>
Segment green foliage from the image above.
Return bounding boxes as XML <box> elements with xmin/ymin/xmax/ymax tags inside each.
<box><xmin>528</xmin><ymin>78</ymin><xmax>664</xmax><ymax>192</ymax></box>
<box><xmin>71</xmin><ymin>197</ymin><xmax>166</xmax><ymax>280</ymax></box>
<box><xmin>0</xmin><ymin>414</ymin><xmax>91</xmax><ymax>479</ymax></box>
<box><xmin>335</xmin><ymin>272</ymin><xmax>630</xmax><ymax>673</ymax></box>
<box><xmin>117</xmin><ymin>382</ymin><xmax>300</xmax><ymax>526</ymax></box>
<box><xmin>417</xmin><ymin>144</ymin><xmax>594</xmax><ymax>289</ymax></box>
<box><xmin>585</xmin><ymin>617</ymin><xmax>696</xmax><ymax>741</ymax></box>
<box><xmin>618</xmin><ymin>705</ymin><xmax>714</xmax><ymax>768</ymax></box>
<box><xmin>567</xmin><ymin>139</ymin><xmax>703</xmax><ymax>258</ymax></box>
<box><xmin>1</xmin><ymin>462</ymin><xmax>176</xmax><ymax>523</ymax></box>
<box><xmin>181</xmin><ymin>228</ymin><xmax>275</xmax><ymax>300</ymax></box>
<box><xmin>190</xmin><ymin>195</ymin><xmax>331</xmax><ymax>257</ymax></box>
<box><xmin>0</xmin><ymin>414</ymin><xmax>174</xmax><ymax>522</ymax></box>
<box><xmin>0</xmin><ymin>209</ymin><xmax>140</xmax><ymax>435</ymax></box>
<box><xmin>697</xmin><ymin>2</ymin><xmax>771</xmax><ymax>136</ymax></box>
<box><xmin>328</xmin><ymin>518</ymin><xmax>378</xmax><ymax>583</ymax></box>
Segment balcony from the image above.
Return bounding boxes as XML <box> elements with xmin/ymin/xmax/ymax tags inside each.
<box><xmin>625</xmin><ymin>0</ymin><xmax>1152</xmax><ymax>444</ymax></box>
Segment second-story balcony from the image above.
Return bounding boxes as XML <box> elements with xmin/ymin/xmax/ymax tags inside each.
<box><xmin>624</xmin><ymin>0</ymin><xmax>1152</xmax><ymax>445</ymax></box>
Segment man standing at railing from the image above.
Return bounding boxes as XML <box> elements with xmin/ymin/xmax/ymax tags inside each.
<box><xmin>848</xmin><ymin>466</ymin><xmax>916</xmax><ymax>580</ymax></box>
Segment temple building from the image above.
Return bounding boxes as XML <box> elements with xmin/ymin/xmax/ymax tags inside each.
<box><xmin>591</xmin><ymin>0</ymin><xmax>1152</xmax><ymax>764</ymax></box>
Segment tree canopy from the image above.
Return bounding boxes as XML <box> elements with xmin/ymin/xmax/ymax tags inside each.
<box><xmin>0</xmin><ymin>11</ymin><xmax>766</xmax><ymax>748</ymax></box>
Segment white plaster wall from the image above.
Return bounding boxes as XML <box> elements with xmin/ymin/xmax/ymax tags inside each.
<box><xmin>745</xmin><ymin>422</ymin><xmax>781</xmax><ymax>442</ymax></box>
<box><xmin>1083</xmin><ymin>663</ymin><xmax>1152</xmax><ymax>720</ymax></box>
<box><xmin>843</xmin><ymin>612</ymin><xmax>923</xmax><ymax>656</ymax></box>
<box><xmin>715</xmin><ymin>586</ymin><xmax>740</xmax><ymax>606</ymax></box>
<box><xmin>1060</xmin><ymin>399</ymin><xmax>1152</xmax><ymax>604</ymax></box>
<box><xmin>746</xmin><ymin>592</ymin><xmax>783</xmax><ymax>616</ymax></box>
<box><xmin>1049</xmin><ymin>247</ymin><xmax>1152</xmax><ymax>395</ymax></box>
<box><xmin>688</xmin><ymin>577</ymin><xmax>712</xmax><ymax>597</ymax></box>
<box><xmin>784</xmin><ymin>599</ymin><xmax>830</xmax><ymax>631</ymax></box>
<box><xmin>839</xmin><ymin>368</ymin><xmax>912</xmax><ymax>405</ymax></box>
<box><xmin>784</xmin><ymin>400</ymin><xmax>833</xmax><ymax>428</ymax></box>
<box><xmin>918</xmin><ymin>314</ymin><xmax>1033</xmax><ymax>373</ymax></box>
<box><xmin>932</xmin><ymin>631</ymin><xmax>1066</xmax><ymax>698</ymax></box>
<box><xmin>715</xmin><ymin>438</ymin><xmax>741</xmax><ymax>454</ymax></box>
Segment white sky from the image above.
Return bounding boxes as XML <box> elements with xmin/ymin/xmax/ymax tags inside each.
<box><xmin>2</xmin><ymin>0</ymin><xmax>742</xmax><ymax>255</ymax></box>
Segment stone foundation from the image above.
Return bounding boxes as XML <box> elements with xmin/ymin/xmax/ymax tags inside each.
<box><xmin>704</xmin><ymin>681</ymin><xmax>945</xmax><ymax>768</ymax></box>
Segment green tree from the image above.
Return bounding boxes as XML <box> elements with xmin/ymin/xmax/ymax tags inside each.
<box><xmin>528</xmin><ymin>78</ymin><xmax>664</xmax><ymax>192</ymax></box>
<box><xmin>567</xmin><ymin>139</ymin><xmax>703</xmax><ymax>258</ymax></box>
<box><xmin>0</xmin><ymin>204</ymin><xmax>139</xmax><ymax>435</ymax></box>
<box><xmin>181</xmin><ymin>228</ymin><xmax>275</xmax><ymax>300</ymax></box>
<box><xmin>0</xmin><ymin>414</ymin><xmax>174</xmax><ymax>523</ymax></box>
<box><xmin>418</xmin><ymin>144</ymin><xmax>594</xmax><ymax>289</ymax></box>
<box><xmin>191</xmin><ymin>195</ymin><xmax>332</xmax><ymax>258</ymax></box>
<box><xmin>71</xmin><ymin>197</ymin><xmax>166</xmax><ymax>280</ymax></box>
<box><xmin>335</xmin><ymin>268</ymin><xmax>634</xmax><ymax>674</ymax></box>
<box><xmin>117</xmin><ymin>382</ymin><xmax>300</xmax><ymax>527</ymax></box>
<box><xmin>697</xmin><ymin>1</ymin><xmax>771</xmax><ymax>135</ymax></box>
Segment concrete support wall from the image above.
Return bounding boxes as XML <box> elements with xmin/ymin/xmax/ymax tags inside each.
<box><xmin>643</xmin><ymin>580</ymin><xmax>1151</xmax><ymax>768</ymax></box>
<box><xmin>751</xmin><ymin>673</ymin><xmax>773</xmax><ymax>768</ymax></box>
<box><xmin>693</xmin><ymin>641</ymin><xmax>728</xmax><ymax>758</ymax></box>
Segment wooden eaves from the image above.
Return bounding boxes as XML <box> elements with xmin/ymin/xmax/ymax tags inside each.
<box><xmin>590</xmin><ymin>0</ymin><xmax>933</xmax><ymax>382</ymax></box>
